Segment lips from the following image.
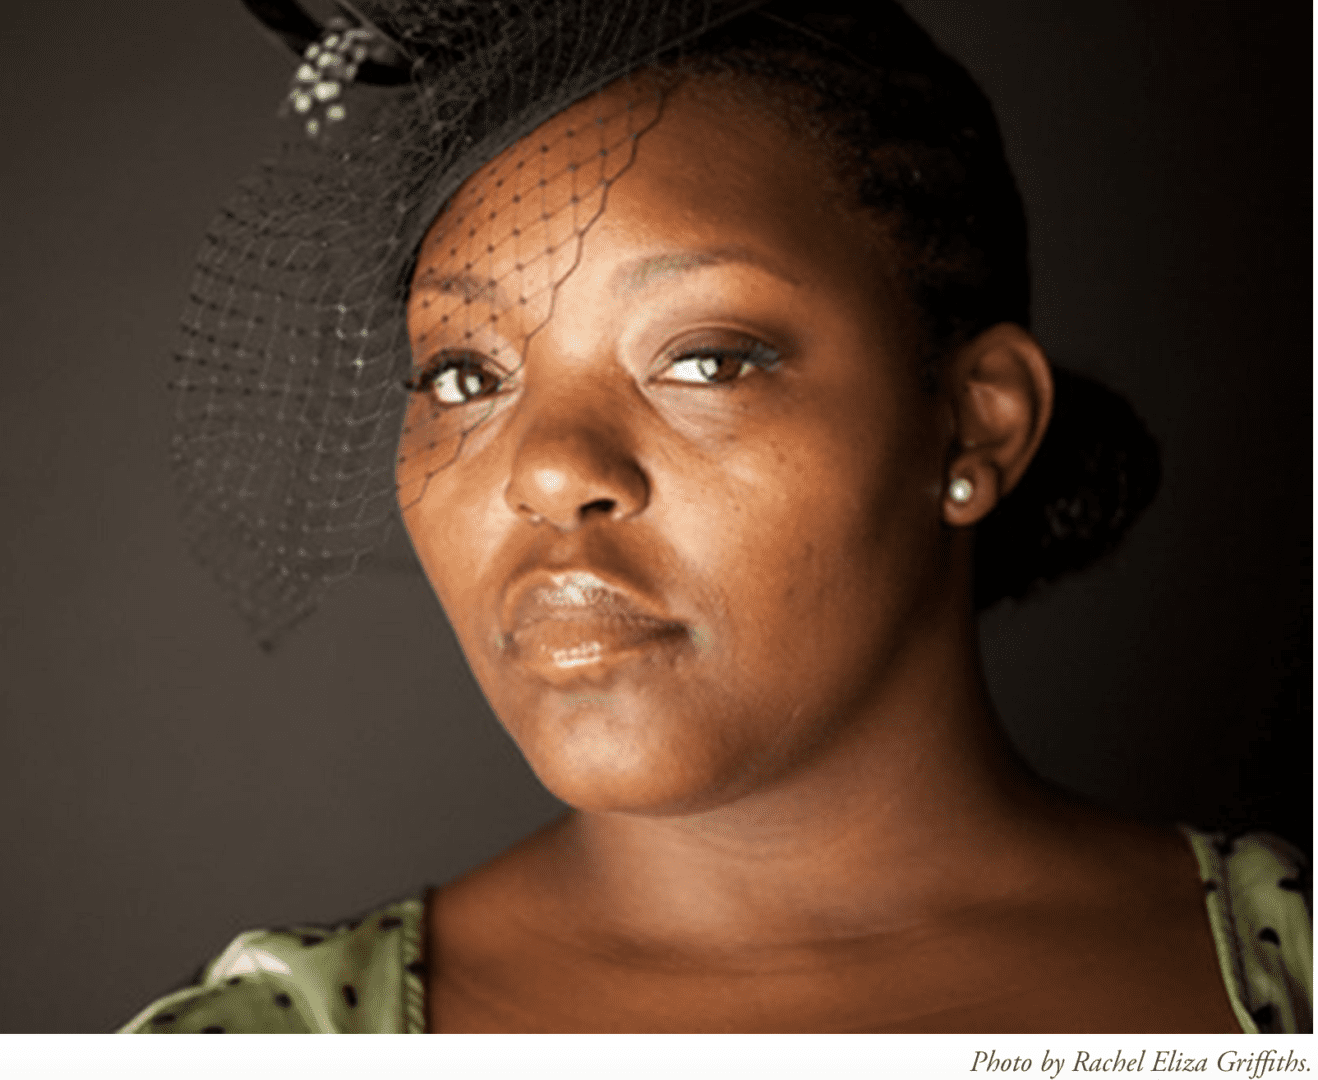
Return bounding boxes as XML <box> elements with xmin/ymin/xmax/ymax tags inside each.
<box><xmin>501</xmin><ymin>570</ymin><xmax>688</xmax><ymax>678</ymax></box>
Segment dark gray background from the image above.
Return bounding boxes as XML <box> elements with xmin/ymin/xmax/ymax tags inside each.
<box><xmin>0</xmin><ymin>2</ymin><xmax>1309</xmax><ymax>1034</ymax></box>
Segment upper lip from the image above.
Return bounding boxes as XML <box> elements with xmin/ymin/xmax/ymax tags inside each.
<box><xmin>502</xmin><ymin>569</ymin><xmax>681</xmax><ymax>641</ymax></box>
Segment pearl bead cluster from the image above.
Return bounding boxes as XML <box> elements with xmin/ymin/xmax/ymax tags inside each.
<box><xmin>285</xmin><ymin>28</ymin><xmax>375</xmax><ymax>137</ymax></box>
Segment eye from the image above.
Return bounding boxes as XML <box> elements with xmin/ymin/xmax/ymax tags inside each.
<box><xmin>659</xmin><ymin>338</ymin><xmax>780</xmax><ymax>386</ymax></box>
<box><xmin>405</xmin><ymin>352</ymin><xmax>506</xmax><ymax>406</ymax></box>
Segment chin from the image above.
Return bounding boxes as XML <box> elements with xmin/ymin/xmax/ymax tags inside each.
<box><xmin>502</xmin><ymin>687</ymin><xmax>751</xmax><ymax>816</ymax></box>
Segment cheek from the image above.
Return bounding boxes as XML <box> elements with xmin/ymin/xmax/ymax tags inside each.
<box><xmin>397</xmin><ymin>397</ymin><xmax>464</xmax><ymax>510</ymax></box>
<box><xmin>671</xmin><ymin>403</ymin><xmax>942</xmax><ymax>667</ymax></box>
<box><xmin>401</xmin><ymin>466</ymin><xmax>504</xmax><ymax>634</ymax></box>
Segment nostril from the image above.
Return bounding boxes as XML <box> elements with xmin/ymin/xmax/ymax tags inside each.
<box><xmin>580</xmin><ymin>498</ymin><xmax>616</xmax><ymax>518</ymax></box>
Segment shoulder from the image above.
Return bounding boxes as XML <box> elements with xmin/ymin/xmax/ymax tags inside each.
<box><xmin>1181</xmin><ymin>826</ymin><xmax>1312</xmax><ymax>1034</ymax></box>
<box><xmin>117</xmin><ymin>894</ymin><xmax>427</xmax><ymax>1034</ymax></box>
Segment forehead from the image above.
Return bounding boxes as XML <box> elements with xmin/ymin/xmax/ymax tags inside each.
<box><xmin>407</xmin><ymin>74</ymin><xmax>884</xmax><ymax>329</ymax></box>
<box><xmin>410</xmin><ymin>80</ymin><xmax>663</xmax><ymax>303</ymax></box>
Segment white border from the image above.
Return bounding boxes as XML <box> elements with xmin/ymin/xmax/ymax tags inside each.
<box><xmin>2</xmin><ymin>1034</ymin><xmax>1315</xmax><ymax>1080</ymax></box>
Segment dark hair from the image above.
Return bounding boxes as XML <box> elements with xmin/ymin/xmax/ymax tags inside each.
<box><xmin>665</xmin><ymin>1</ymin><xmax>1161</xmax><ymax>609</ymax></box>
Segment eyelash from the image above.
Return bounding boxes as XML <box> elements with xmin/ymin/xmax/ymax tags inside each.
<box><xmin>659</xmin><ymin>340</ymin><xmax>781</xmax><ymax>386</ymax></box>
<box><xmin>404</xmin><ymin>338</ymin><xmax>781</xmax><ymax>407</ymax></box>
<box><xmin>404</xmin><ymin>351</ymin><xmax>506</xmax><ymax>406</ymax></box>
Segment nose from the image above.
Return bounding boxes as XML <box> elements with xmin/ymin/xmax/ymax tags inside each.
<box><xmin>504</xmin><ymin>405</ymin><xmax>650</xmax><ymax>530</ymax></box>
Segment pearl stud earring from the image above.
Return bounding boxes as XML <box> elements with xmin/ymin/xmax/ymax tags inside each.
<box><xmin>948</xmin><ymin>477</ymin><xmax>974</xmax><ymax>504</ymax></box>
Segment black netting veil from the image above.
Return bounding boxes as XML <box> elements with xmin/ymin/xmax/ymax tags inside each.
<box><xmin>178</xmin><ymin>0</ymin><xmax>1054</xmax><ymax>642</ymax></box>
<box><xmin>176</xmin><ymin>1</ymin><xmax>770</xmax><ymax>642</ymax></box>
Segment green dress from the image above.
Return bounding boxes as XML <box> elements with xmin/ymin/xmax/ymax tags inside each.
<box><xmin>118</xmin><ymin>827</ymin><xmax>1311</xmax><ymax>1034</ymax></box>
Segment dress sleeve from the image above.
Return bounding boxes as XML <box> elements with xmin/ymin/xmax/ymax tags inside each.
<box><xmin>116</xmin><ymin>928</ymin><xmax>324</xmax><ymax>1033</ymax></box>
<box><xmin>1182</xmin><ymin>827</ymin><xmax>1312</xmax><ymax>1034</ymax></box>
<box><xmin>117</xmin><ymin>896</ymin><xmax>425</xmax><ymax>1034</ymax></box>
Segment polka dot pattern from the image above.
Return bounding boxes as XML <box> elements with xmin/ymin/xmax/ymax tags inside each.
<box><xmin>1182</xmin><ymin>827</ymin><xmax>1312</xmax><ymax>1034</ymax></box>
<box><xmin>117</xmin><ymin>896</ymin><xmax>426</xmax><ymax>1034</ymax></box>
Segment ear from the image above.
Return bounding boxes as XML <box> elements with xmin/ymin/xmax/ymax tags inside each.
<box><xmin>940</xmin><ymin>323</ymin><xmax>1054</xmax><ymax>527</ymax></box>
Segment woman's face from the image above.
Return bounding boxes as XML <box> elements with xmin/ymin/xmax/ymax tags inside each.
<box><xmin>400</xmin><ymin>76</ymin><xmax>955</xmax><ymax>815</ymax></box>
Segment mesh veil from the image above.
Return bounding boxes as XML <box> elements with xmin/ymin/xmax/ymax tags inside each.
<box><xmin>174</xmin><ymin>1</ymin><xmax>774</xmax><ymax>642</ymax></box>
<box><xmin>174</xmin><ymin>0</ymin><xmax>989</xmax><ymax>642</ymax></box>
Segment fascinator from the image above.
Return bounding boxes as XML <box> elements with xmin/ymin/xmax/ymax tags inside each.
<box><xmin>172</xmin><ymin>0</ymin><xmax>1025</xmax><ymax>641</ymax></box>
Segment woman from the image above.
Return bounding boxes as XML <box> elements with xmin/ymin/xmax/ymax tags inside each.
<box><xmin>120</xmin><ymin>0</ymin><xmax>1309</xmax><ymax>1033</ymax></box>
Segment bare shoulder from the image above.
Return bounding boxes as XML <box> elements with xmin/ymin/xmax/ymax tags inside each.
<box><xmin>987</xmin><ymin>804</ymin><xmax>1242</xmax><ymax>1032</ymax></box>
<box><xmin>1038</xmin><ymin>805</ymin><xmax>1204</xmax><ymax>898</ymax></box>
<box><xmin>425</xmin><ymin>818</ymin><xmax>597</xmax><ymax>1032</ymax></box>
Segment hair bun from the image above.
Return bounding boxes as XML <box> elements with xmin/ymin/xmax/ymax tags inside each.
<box><xmin>972</xmin><ymin>366</ymin><xmax>1162</xmax><ymax>610</ymax></box>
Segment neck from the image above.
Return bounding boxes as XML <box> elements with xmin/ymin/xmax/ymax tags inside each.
<box><xmin>534</xmin><ymin>560</ymin><xmax>1059</xmax><ymax>952</ymax></box>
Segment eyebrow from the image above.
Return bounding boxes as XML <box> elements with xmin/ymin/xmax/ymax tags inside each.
<box><xmin>410</xmin><ymin>245</ymin><xmax>800</xmax><ymax>310</ymax></box>
<box><xmin>410</xmin><ymin>269</ymin><xmax>508</xmax><ymax>309</ymax></box>
<box><xmin>610</xmin><ymin>247</ymin><xmax>801</xmax><ymax>295</ymax></box>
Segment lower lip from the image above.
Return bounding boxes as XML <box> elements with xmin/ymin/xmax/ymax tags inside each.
<box><xmin>507</xmin><ymin>615</ymin><xmax>688</xmax><ymax>681</ymax></box>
